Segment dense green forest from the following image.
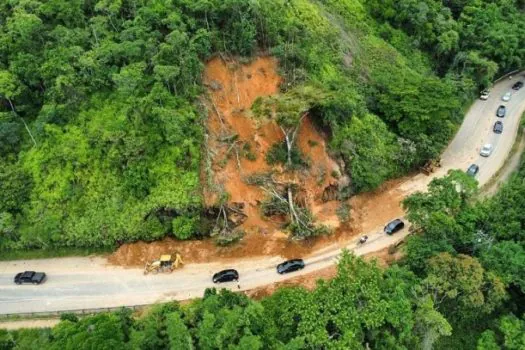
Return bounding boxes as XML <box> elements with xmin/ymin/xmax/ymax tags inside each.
<box><xmin>2</xmin><ymin>0</ymin><xmax>525</xmax><ymax>348</ymax></box>
<box><xmin>2</xmin><ymin>0</ymin><xmax>524</xmax><ymax>249</ymax></box>
<box><xmin>4</xmin><ymin>148</ymin><xmax>525</xmax><ymax>349</ymax></box>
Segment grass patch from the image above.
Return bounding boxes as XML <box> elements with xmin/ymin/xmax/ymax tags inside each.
<box><xmin>336</xmin><ymin>202</ymin><xmax>351</xmax><ymax>223</ymax></box>
<box><xmin>0</xmin><ymin>246</ymin><xmax>112</xmax><ymax>261</ymax></box>
<box><xmin>307</xmin><ymin>140</ymin><xmax>319</xmax><ymax>147</ymax></box>
<box><xmin>244</xmin><ymin>172</ymin><xmax>273</xmax><ymax>186</ymax></box>
<box><xmin>265</xmin><ymin>142</ymin><xmax>310</xmax><ymax>169</ymax></box>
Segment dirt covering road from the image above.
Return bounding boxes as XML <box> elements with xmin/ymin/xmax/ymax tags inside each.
<box><xmin>1</xmin><ymin>64</ymin><xmax>525</xmax><ymax>315</ymax></box>
<box><xmin>0</xmin><ymin>228</ymin><xmax>408</xmax><ymax>314</ymax></box>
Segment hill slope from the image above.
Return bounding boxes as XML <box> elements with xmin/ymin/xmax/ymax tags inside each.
<box><xmin>1</xmin><ymin>0</ymin><xmax>524</xmax><ymax>250</ymax></box>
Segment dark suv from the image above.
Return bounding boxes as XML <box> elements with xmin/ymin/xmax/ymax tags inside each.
<box><xmin>384</xmin><ymin>219</ymin><xmax>405</xmax><ymax>235</ymax></box>
<box><xmin>496</xmin><ymin>105</ymin><xmax>506</xmax><ymax>118</ymax></box>
<box><xmin>277</xmin><ymin>259</ymin><xmax>305</xmax><ymax>274</ymax></box>
<box><xmin>212</xmin><ymin>269</ymin><xmax>239</xmax><ymax>283</ymax></box>
<box><xmin>512</xmin><ymin>81</ymin><xmax>523</xmax><ymax>90</ymax></box>
<box><xmin>493</xmin><ymin>121</ymin><xmax>503</xmax><ymax>134</ymax></box>
<box><xmin>14</xmin><ymin>271</ymin><xmax>46</xmax><ymax>285</ymax></box>
<box><xmin>466</xmin><ymin>164</ymin><xmax>479</xmax><ymax>177</ymax></box>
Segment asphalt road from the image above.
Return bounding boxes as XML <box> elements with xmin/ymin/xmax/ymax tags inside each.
<box><xmin>0</xmin><ymin>228</ymin><xmax>407</xmax><ymax>314</ymax></box>
<box><xmin>441</xmin><ymin>75</ymin><xmax>525</xmax><ymax>185</ymax></box>
<box><xmin>1</xmin><ymin>75</ymin><xmax>525</xmax><ymax>315</ymax></box>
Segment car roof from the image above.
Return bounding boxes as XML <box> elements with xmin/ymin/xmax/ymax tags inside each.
<box><xmin>483</xmin><ymin>144</ymin><xmax>492</xmax><ymax>148</ymax></box>
<box><xmin>21</xmin><ymin>271</ymin><xmax>35</xmax><ymax>277</ymax></box>
<box><xmin>388</xmin><ymin>219</ymin><xmax>403</xmax><ymax>226</ymax></box>
<box><xmin>218</xmin><ymin>269</ymin><xmax>237</xmax><ymax>274</ymax></box>
<box><xmin>282</xmin><ymin>259</ymin><xmax>304</xmax><ymax>265</ymax></box>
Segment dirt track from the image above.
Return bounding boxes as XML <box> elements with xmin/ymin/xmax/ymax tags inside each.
<box><xmin>1</xmin><ymin>74</ymin><xmax>525</xmax><ymax>315</ymax></box>
<box><xmin>0</xmin><ymin>318</ymin><xmax>59</xmax><ymax>330</ymax></box>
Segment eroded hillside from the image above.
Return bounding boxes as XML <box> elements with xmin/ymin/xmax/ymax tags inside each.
<box><xmin>109</xmin><ymin>56</ymin><xmax>406</xmax><ymax>267</ymax></box>
<box><xmin>202</xmin><ymin>56</ymin><xmax>343</xmax><ymax>241</ymax></box>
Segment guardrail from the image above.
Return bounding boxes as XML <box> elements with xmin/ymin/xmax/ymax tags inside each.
<box><xmin>494</xmin><ymin>69</ymin><xmax>523</xmax><ymax>84</ymax></box>
<box><xmin>0</xmin><ymin>303</ymin><xmax>151</xmax><ymax>319</ymax></box>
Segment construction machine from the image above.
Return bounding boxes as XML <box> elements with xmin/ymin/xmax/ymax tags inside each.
<box><xmin>143</xmin><ymin>253</ymin><xmax>184</xmax><ymax>275</ymax></box>
<box><xmin>421</xmin><ymin>158</ymin><xmax>441</xmax><ymax>176</ymax></box>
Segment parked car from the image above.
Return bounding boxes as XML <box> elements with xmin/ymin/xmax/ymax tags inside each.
<box><xmin>14</xmin><ymin>271</ymin><xmax>46</xmax><ymax>285</ymax></box>
<box><xmin>480</xmin><ymin>144</ymin><xmax>493</xmax><ymax>157</ymax></box>
<box><xmin>479</xmin><ymin>89</ymin><xmax>490</xmax><ymax>100</ymax></box>
<box><xmin>384</xmin><ymin>219</ymin><xmax>405</xmax><ymax>235</ymax></box>
<box><xmin>502</xmin><ymin>92</ymin><xmax>512</xmax><ymax>102</ymax></box>
<box><xmin>212</xmin><ymin>269</ymin><xmax>239</xmax><ymax>283</ymax></box>
<box><xmin>496</xmin><ymin>105</ymin><xmax>506</xmax><ymax>117</ymax></box>
<box><xmin>276</xmin><ymin>259</ymin><xmax>305</xmax><ymax>274</ymax></box>
<box><xmin>359</xmin><ymin>235</ymin><xmax>369</xmax><ymax>244</ymax></box>
<box><xmin>466</xmin><ymin>164</ymin><xmax>479</xmax><ymax>177</ymax></box>
<box><xmin>493</xmin><ymin>121</ymin><xmax>503</xmax><ymax>134</ymax></box>
<box><xmin>512</xmin><ymin>81</ymin><xmax>523</xmax><ymax>90</ymax></box>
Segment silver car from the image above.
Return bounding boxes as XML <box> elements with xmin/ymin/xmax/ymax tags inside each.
<box><xmin>480</xmin><ymin>144</ymin><xmax>493</xmax><ymax>157</ymax></box>
<box><xmin>502</xmin><ymin>92</ymin><xmax>511</xmax><ymax>102</ymax></box>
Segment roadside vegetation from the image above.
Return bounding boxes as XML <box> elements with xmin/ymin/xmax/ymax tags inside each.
<box><xmin>4</xmin><ymin>153</ymin><xmax>525</xmax><ymax>349</ymax></box>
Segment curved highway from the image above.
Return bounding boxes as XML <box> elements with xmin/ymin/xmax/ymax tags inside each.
<box><xmin>1</xmin><ymin>75</ymin><xmax>525</xmax><ymax>315</ymax></box>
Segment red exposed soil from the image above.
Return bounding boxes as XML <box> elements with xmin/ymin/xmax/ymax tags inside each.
<box><xmin>109</xmin><ymin>56</ymin><xmax>406</xmax><ymax>268</ymax></box>
<box><xmin>202</xmin><ymin>56</ymin><xmax>283</xmax><ymax>234</ymax></box>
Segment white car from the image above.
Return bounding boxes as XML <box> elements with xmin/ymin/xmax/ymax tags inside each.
<box><xmin>502</xmin><ymin>92</ymin><xmax>512</xmax><ymax>102</ymax></box>
<box><xmin>480</xmin><ymin>89</ymin><xmax>490</xmax><ymax>100</ymax></box>
<box><xmin>480</xmin><ymin>144</ymin><xmax>493</xmax><ymax>157</ymax></box>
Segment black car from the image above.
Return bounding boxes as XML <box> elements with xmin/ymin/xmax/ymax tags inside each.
<box><xmin>212</xmin><ymin>269</ymin><xmax>239</xmax><ymax>283</ymax></box>
<box><xmin>496</xmin><ymin>105</ymin><xmax>506</xmax><ymax>118</ymax></box>
<box><xmin>493</xmin><ymin>121</ymin><xmax>503</xmax><ymax>134</ymax></box>
<box><xmin>384</xmin><ymin>219</ymin><xmax>405</xmax><ymax>235</ymax></box>
<box><xmin>466</xmin><ymin>164</ymin><xmax>479</xmax><ymax>177</ymax></box>
<box><xmin>14</xmin><ymin>271</ymin><xmax>46</xmax><ymax>285</ymax></box>
<box><xmin>512</xmin><ymin>81</ymin><xmax>523</xmax><ymax>90</ymax></box>
<box><xmin>277</xmin><ymin>259</ymin><xmax>305</xmax><ymax>274</ymax></box>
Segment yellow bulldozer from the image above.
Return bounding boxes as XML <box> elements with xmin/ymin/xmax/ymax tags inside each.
<box><xmin>421</xmin><ymin>158</ymin><xmax>441</xmax><ymax>176</ymax></box>
<box><xmin>143</xmin><ymin>253</ymin><xmax>184</xmax><ymax>275</ymax></box>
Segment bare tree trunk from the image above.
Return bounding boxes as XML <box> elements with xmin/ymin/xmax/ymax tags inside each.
<box><xmin>287</xmin><ymin>186</ymin><xmax>295</xmax><ymax>224</ymax></box>
<box><xmin>210</xmin><ymin>96</ymin><xmax>226</xmax><ymax>130</ymax></box>
<box><xmin>233</xmin><ymin>70</ymin><xmax>241</xmax><ymax>107</ymax></box>
<box><xmin>7</xmin><ymin>98</ymin><xmax>37</xmax><ymax>147</ymax></box>
<box><xmin>91</xmin><ymin>25</ymin><xmax>99</xmax><ymax>46</ymax></box>
<box><xmin>280</xmin><ymin>113</ymin><xmax>307</xmax><ymax>168</ymax></box>
<box><xmin>280</xmin><ymin>126</ymin><xmax>293</xmax><ymax>167</ymax></box>
<box><xmin>285</xmin><ymin>133</ymin><xmax>292</xmax><ymax>166</ymax></box>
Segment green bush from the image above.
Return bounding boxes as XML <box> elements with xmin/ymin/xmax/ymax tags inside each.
<box><xmin>172</xmin><ymin>216</ymin><xmax>199</xmax><ymax>241</ymax></box>
<box><xmin>265</xmin><ymin>142</ymin><xmax>310</xmax><ymax>169</ymax></box>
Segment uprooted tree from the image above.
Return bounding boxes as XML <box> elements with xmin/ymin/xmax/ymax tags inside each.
<box><xmin>252</xmin><ymin>86</ymin><xmax>330</xmax><ymax>238</ymax></box>
<box><xmin>253</xmin><ymin>85</ymin><xmax>326</xmax><ymax>168</ymax></box>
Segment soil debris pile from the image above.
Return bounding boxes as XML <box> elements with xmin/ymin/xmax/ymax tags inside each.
<box><xmin>202</xmin><ymin>56</ymin><xmax>344</xmax><ymax>244</ymax></box>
